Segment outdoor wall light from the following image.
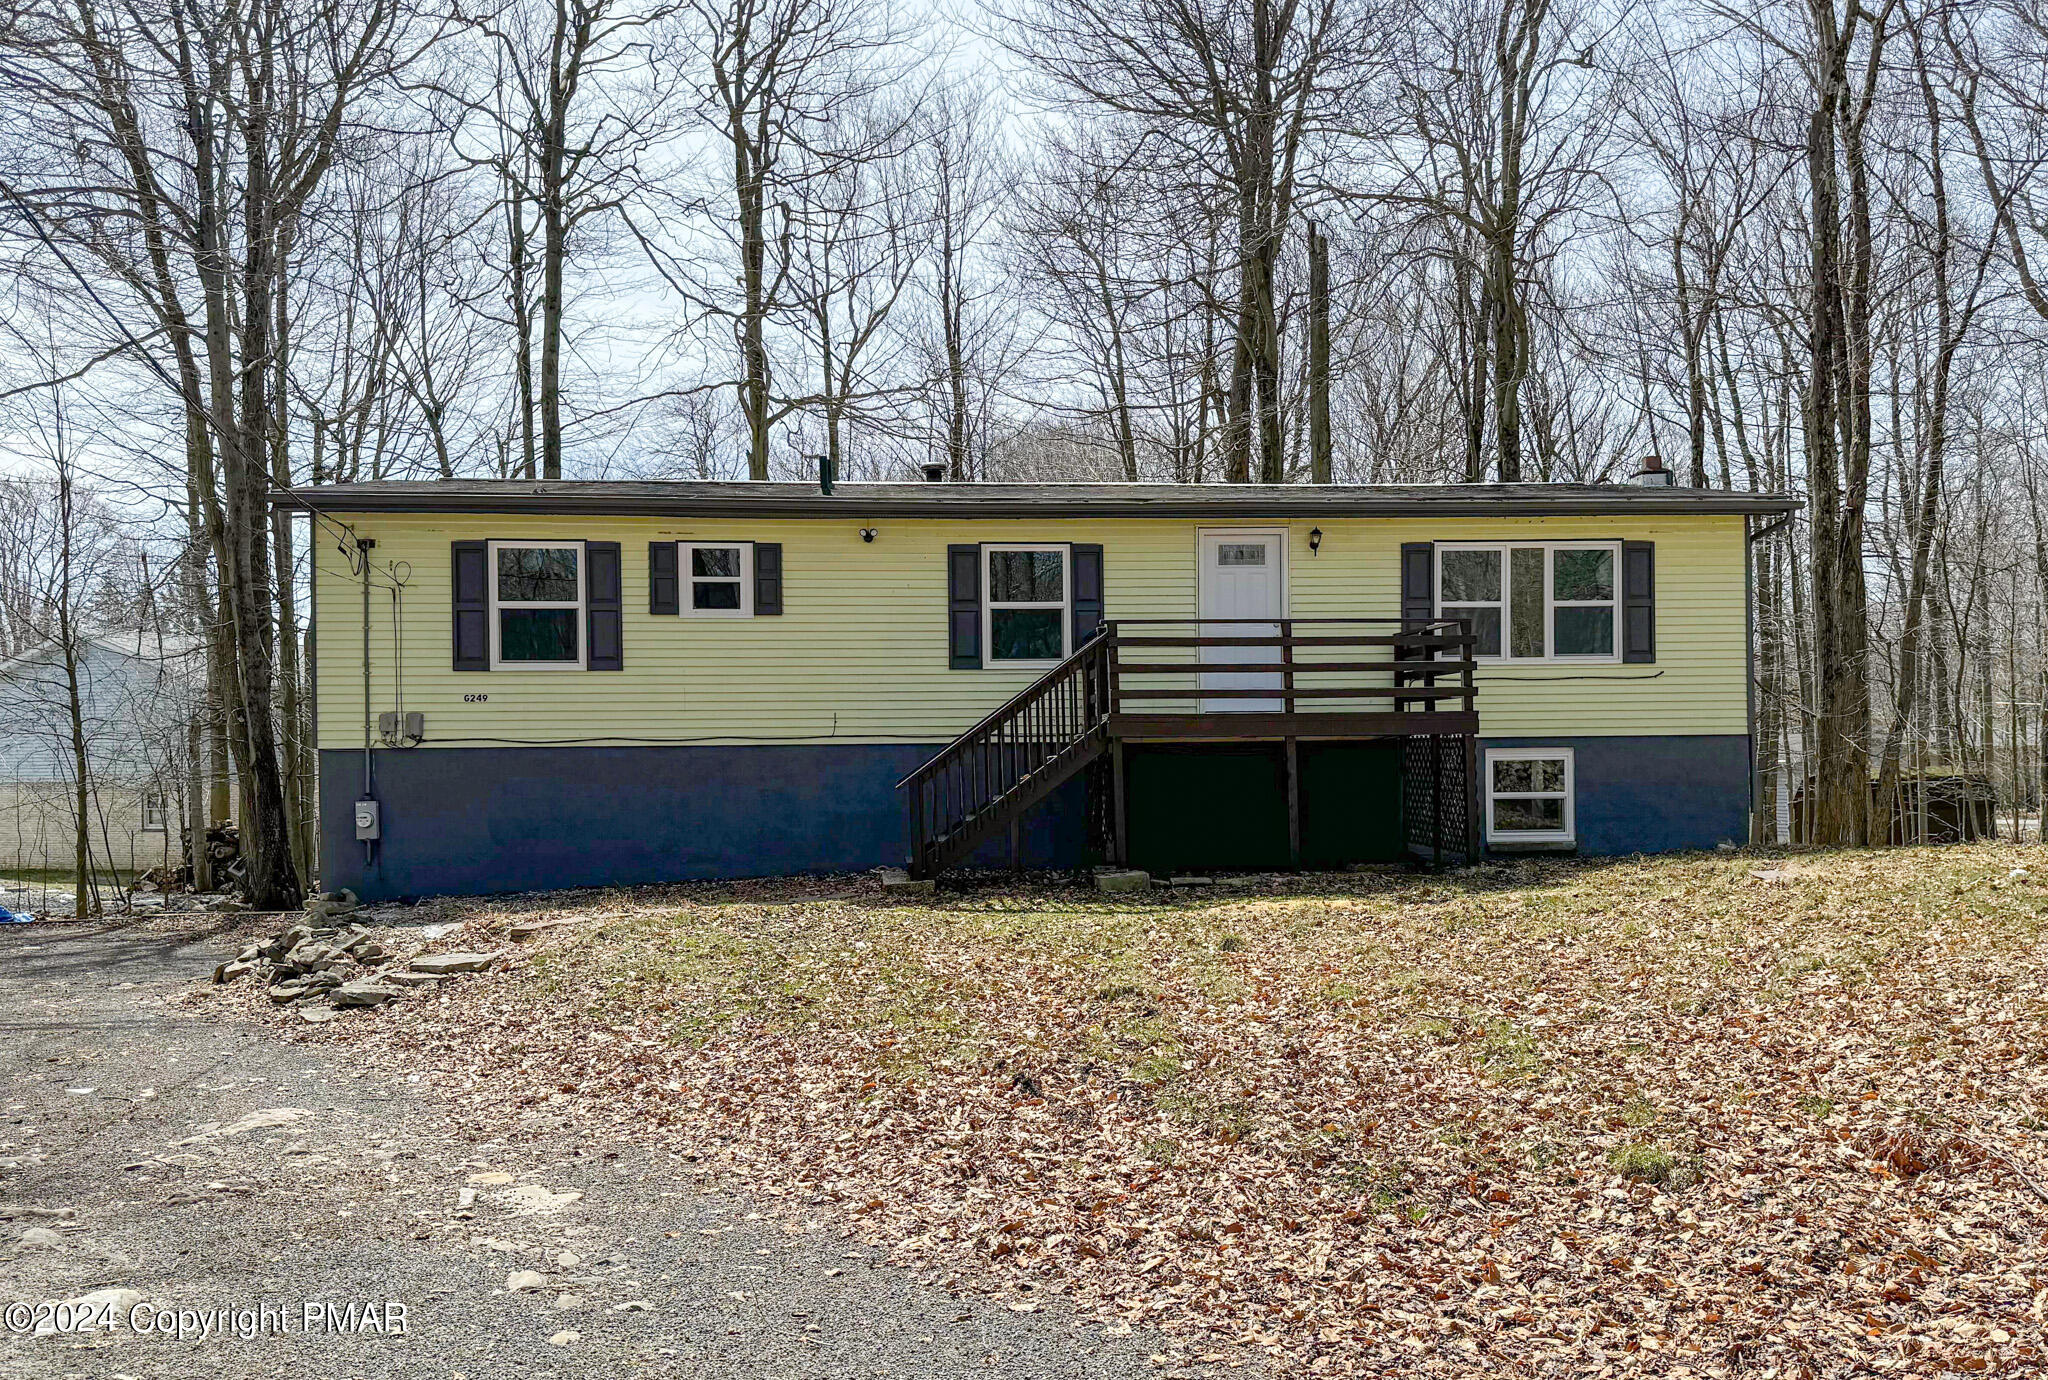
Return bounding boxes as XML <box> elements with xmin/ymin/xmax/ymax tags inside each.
<box><xmin>1308</xmin><ymin>527</ymin><xmax>1323</xmax><ymax>556</ymax></box>
<box><xmin>860</xmin><ymin>527</ymin><xmax>877</xmax><ymax>543</ymax></box>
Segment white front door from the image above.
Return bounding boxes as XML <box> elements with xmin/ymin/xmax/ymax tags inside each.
<box><xmin>1197</xmin><ymin>529</ymin><xmax>1286</xmax><ymax>712</ymax></box>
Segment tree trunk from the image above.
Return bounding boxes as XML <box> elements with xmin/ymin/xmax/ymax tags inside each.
<box><xmin>55</xmin><ymin>455</ymin><xmax>92</xmax><ymax>918</ymax></box>
<box><xmin>1307</xmin><ymin>221</ymin><xmax>1332</xmax><ymax>484</ymax></box>
<box><xmin>539</xmin><ymin>0</ymin><xmax>572</xmax><ymax>482</ymax></box>
<box><xmin>508</xmin><ymin>162</ymin><xmax>538</xmax><ymax>479</ymax></box>
<box><xmin>1801</xmin><ymin>2</ymin><xmax>1878</xmax><ymax>847</ymax></box>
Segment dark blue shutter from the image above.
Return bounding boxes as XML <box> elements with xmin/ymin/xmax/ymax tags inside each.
<box><xmin>947</xmin><ymin>544</ymin><xmax>981</xmax><ymax>669</ymax></box>
<box><xmin>587</xmin><ymin>541</ymin><xmax>622</xmax><ymax>671</ymax></box>
<box><xmin>1623</xmin><ymin>541</ymin><xmax>1655</xmax><ymax>663</ymax></box>
<box><xmin>1071</xmin><ymin>544</ymin><xmax>1104</xmax><ymax>646</ymax></box>
<box><xmin>648</xmin><ymin>541</ymin><xmax>678</xmax><ymax>615</ymax></box>
<box><xmin>1399</xmin><ymin>542</ymin><xmax>1434</xmax><ymax>657</ymax></box>
<box><xmin>754</xmin><ymin>542</ymin><xmax>783</xmax><ymax>615</ymax></box>
<box><xmin>452</xmin><ymin>541</ymin><xmax>488</xmax><ymax>671</ymax></box>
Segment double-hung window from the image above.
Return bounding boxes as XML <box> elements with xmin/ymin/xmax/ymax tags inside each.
<box><xmin>681</xmin><ymin>541</ymin><xmax>752</xmax><ymax>616</ymax></box>
<box><xmin>1485</xmin><ymin>748</ymin><xmax>1574</xmax><ymax>845</ymax></box>
<box><xmin>1437</xmin><ymin>542</ymin><xmax>1619</xmax><ymax>661</ymax></box>
<box><xmin>984</xmin><ymin>544</ymin><xmax>1069</xmax><ymax>664</ymax></box>
<box><xmin>490</xmin><ymin>540</ymin><xmax>585</xmax><ymax>668</ymax></box>
<box><xmin>140</xmin><ymin>790</ymin><xmax>167</xmax><ymax>832</ymax></box>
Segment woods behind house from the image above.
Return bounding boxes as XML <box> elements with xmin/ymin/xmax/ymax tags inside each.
<box><xmin>3</xmin><ymin>0</ymin><xmax>2047</xmax><ymax>904</ymax></box>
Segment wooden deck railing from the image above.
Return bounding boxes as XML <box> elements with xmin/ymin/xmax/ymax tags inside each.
<box><xmin>1106</xmin><ymin>617</ymin><xmax>1476</xmax><ymax>729</ymax></box>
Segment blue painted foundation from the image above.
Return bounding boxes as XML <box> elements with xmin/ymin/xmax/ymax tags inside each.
<box><xmin>320</xmin><ymin>733</ymin><xmax>1750</xmax><ymax>899</ymax></box>
<box><xmin>1479</xmin><ymin>735</ymin><xmax>1750</xmax><ymax>856</ymax></box>
<box><xmin>319</xmin><ymin>745</ymin><xmax>1088</xmax><ymax>901</ymax></box>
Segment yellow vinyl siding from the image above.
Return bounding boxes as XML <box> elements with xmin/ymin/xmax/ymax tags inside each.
<box><xmin>311</xmin><ymin>511</ymin><xmax>1748</xmax><ymax>750</ymax></box>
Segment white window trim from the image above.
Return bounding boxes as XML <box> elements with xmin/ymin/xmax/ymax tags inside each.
<box><xmin>140</xmin><ymin>790</ymin><xmax>167</xmax><ymax>832</ymax></box>
<box><xmin>1485</xmin><ymin>746</ymin><xmax>1576</xmax><ymax>844</ymax></box>
<box><xmin>488</xmin><ymin>539</ymin><xmax>587</xmax><ymax>670</ymax></box>
<box><xmin>1436</xmin><ymin>547</ymin><xmax>1505</xmax><ymax>658</ymax></box>
<box><xmin>983</xmin><ymin>542</ymin><xmax>1071</xmax><ymax>668</ymax></box>
<box><xmin>679</xmin><ymin>540</ymin><xmax>754</xmax><ymax>618</ymax></box>
<box><xmin>1436</xmin><ymin>541</ymin><xmax>1621</xmax><ymax>664</ymax></box>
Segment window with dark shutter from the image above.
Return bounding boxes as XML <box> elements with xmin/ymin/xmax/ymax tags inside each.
<box><xmin>1622</xmin><ymin>541</ymin><xmax>1655</xmax><ymax>663</ymax></box>
<box><xmin>587</xmin><ymin>541</ymin><xmax>623</xmax><ymax>670</ymax></box>
<box><xmin>452</xmin><ymin>541</ymin><xmax>488</xmax><ymax>671</ymax></box>
<box><xmin>488</xmin><ymin>541</ymin><xmax>585</xmax><ymax>666</ymax></box>
<box><xmin>650</xmin><ymin>540</ymin><xmax>780</xmax><ymax>617</ymax></box>
<box><xmin>1071</xmin><ymin>544</ymin><xmax>1104</xmax><ymax>646</ymax></box>
<box><xmin>947</xmin><ymin>544</ymin><xmax>981</xmax><ymax>669</ymax></box>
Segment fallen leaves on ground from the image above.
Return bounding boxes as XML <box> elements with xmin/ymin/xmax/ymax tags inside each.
<box><xmin>202</xmin><ymin>847</ymin><xmax>2048</xmax><ymax>1375</ymax></box>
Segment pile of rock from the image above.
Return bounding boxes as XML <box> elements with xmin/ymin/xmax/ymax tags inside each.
<box><xmin>213</xmin><ymin>888</ymin><xmax>503</xmax><ymax>1013</ymax></box>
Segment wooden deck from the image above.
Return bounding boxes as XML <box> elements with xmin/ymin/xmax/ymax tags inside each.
<box><xmin>899</xmin><ymin>619</ymin><xmax>1479</xmax><ymax>877</ymax></box>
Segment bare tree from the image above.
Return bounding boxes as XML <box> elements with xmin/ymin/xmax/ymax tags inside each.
<box><xmin>1002</xmin><ymin>0</ymin><xmax>1391</xmax><ymax>481</ymax></box>
<box><xmin>447</xmin><ymin>0</ymin><xmax>682</xmax><ymax>479</ymax></box>
<box><xmin>672</xmin><ymin>0</ymin><xmax>904</xmax><ymax>477</ymax></box>
<box><xmin>913</xmin><ymin>81</ymin><xmax>1018</xmax><ymax>480</ymax></box>
<box><xmin>1373</xmin><ymin>0</ymin><xmax>1613</xmax><ymax>481</ymax></box>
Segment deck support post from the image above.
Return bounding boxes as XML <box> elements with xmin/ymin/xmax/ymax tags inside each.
<box><xmin>1285</xmin><ymin>737</ymin><xmax>1301</xmax><ymax>868</ymax></box>
<box><xmin>1111</xmin><ymin>738</ymin><xmax>1129</xmax><ymax>866</ymax></box>
<box><xmin>1465</xmin><ymin>734</ymin><xmax>1481</xmax><ymax>861</ymax></box>
<box><xmin>1431</xmin><ymin>734</ymin><xmax>1445</xmax><ymax>867</ymax></box>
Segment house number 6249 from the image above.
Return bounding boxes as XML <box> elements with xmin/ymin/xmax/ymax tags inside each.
<box><xmin>463</xmin><ymin>693</ymin><xmax>489</xmax><ymax>703</ymax></box>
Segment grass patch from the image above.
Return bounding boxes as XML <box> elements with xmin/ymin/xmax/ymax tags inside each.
<box><xmin>1608</xmin><ymin>1141</ymin><xmax>1678</xmax><ymax>1185</ymax></box>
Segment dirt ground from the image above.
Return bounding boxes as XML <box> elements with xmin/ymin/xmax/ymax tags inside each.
<box><xmin>0</xmin><ymin>920</ymin><xmax>1170</xmax><ymax>1380</ymax></box>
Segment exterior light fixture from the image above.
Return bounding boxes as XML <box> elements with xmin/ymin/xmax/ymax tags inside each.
<box><xmin>1308</xmin><ymin>527</ymin><xmax>1323</xmax><ymax>556</ymax></box>
<box><xmin>860</xmin><ymin>527</ymin><xmax>877</xmax><ymax>543</ymax></box>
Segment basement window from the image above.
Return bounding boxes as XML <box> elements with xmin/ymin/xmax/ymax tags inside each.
<box><xmin>490</xmin><ymin>541</ymin><xmax>584</xmax><ymax>668</ymax></box>
<box><xmin>984</xmin><ymin>545</ymin><xmax>1069</xmax><ymax>664</ymax></box>
<box><xmin>682</xmin><ymin>542</ymin><xmax>753</xmax><ymax>617</ymax></box>
<box><xmin>1485</xmin><ymin>748</ymin><xmax>1575</xmax><ymax>845</ymax></box>
<box><xmin>1437</xmin><ymin>543</ymin><xmax>1619</xmax><ymax>662</ymax></box>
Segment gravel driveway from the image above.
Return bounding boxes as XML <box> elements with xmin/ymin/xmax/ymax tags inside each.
<box><xmin>0</xmin><ymin>923</ymin><xmax>1165</xmax><ymax>1379</ymax></box>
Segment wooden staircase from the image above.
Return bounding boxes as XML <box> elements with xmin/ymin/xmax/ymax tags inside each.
<box><xmin>898</xmin><ymin>633</ymin><xmax>1115</xmax><ymax>878</ymax></box>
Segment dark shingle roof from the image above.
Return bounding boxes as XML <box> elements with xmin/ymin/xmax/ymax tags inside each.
<box><xmin>272</xmin><ymin>479</ymin><xmax>1800</xmax><ymax>519</ymax></box>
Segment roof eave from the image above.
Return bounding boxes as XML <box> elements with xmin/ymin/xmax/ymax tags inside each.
<box><xmin>270</xmin><ymin>489</ymin><xmax>1801</xmax><ymax>519</ymax></box>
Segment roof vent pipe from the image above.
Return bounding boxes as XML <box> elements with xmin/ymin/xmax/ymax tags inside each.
<box><xmin>921</xmin><ymin>461</ymin><xmax>947</xmax><ymax>483</ymax></box>
<box><xmin>1632</xmin><ymin>455</ymin><xmax>1676</xmax><ymax>487</ymax></box>
<box><xmin>808</xmin><ymin>453</ymin><xmax>834</xmax><ymax>496</ymax></box>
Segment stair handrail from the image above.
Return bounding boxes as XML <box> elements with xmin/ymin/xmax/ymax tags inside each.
<box><xmin>899</xmin><ymin>627</ymin><xmax>1116</xmax><ymax>876</ymax></box>
<box><xmin>897</xmin><ymin>626</ymin><xmax>1114</xmax><ymax>794</ymax></box>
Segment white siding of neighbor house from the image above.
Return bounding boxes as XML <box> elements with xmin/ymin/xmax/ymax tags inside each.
<box><xmin>0</xmin><ymin>781</ymin><xmax>179</xmax><ymax>872</ymax></box>
<box><xmin>0</xmin><ymin>637</ymin><xmax>202</xmax><ymax>871</ymax></box>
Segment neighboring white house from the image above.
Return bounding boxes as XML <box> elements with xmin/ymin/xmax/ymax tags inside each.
<box><xmin>0</xmin><ymin>632</ymin><xmax>206</xmax><ymax>876</ymax></box>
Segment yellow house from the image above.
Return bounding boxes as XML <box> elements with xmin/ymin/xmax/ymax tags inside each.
<box><xmin>277</xmin><ymin>474</ymin><xmax>1797</xmax><ymax>900</ymax></box>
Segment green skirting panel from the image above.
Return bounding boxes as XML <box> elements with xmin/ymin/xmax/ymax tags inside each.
<box><xmin>1123</xmin><ymin>742</ymin><xmax>1405</xmax><ymax>873</ymax></box>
